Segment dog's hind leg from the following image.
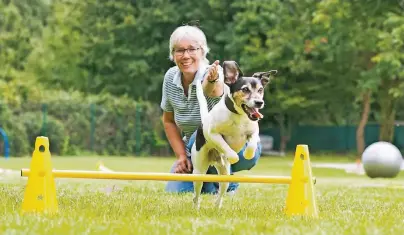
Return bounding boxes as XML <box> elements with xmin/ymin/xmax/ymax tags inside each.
<box><xmin>213</xmin><ymin>154</ymin><xmax>231</xmax><ymax>208</ymax></box>
<box><xmin>192</xmin><ymin>147</ymin><xmax>210</xmax><ymax>210</ymax></box>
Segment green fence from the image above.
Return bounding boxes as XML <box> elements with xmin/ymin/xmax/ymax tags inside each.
<box><xmin>261</xmin><ymin>124</ymin><xmax>404</xmax><ymax>153</ymax></box>
<box><xmin>2</xmin><ymin>98</ymin><xmax>404</xmax><ymax>157</ymax></box>
<box><xmin>0</xmin><ymin>100</ymin><xmax>170</xmax><ymax>157</ymax></box>
<box><xmin>38</xmin><ymin>103</ymin><xmax>170</xmax><ymax>156</ymax></box>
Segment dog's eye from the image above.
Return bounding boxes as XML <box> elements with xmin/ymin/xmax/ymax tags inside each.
<box><xmin>242</xmin><ymin>87</ymin><xmax>250</xmax><ymax>93</ymax></box>
<box><xmin>258</xmin><ymin>88</ymin><xmax>263</xmax><ymax>93</ymax></box>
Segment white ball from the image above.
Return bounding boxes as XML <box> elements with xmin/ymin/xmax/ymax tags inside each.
<box><xmin>362</xmin><ymin>141</ymin><xmax>403</xmax><ymax>178</ymax></box>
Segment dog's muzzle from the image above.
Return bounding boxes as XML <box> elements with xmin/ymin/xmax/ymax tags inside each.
<box><xmin>241</xmin><ymin>104</ymin><xmax>263</xmax><ymax>121</ymax></box>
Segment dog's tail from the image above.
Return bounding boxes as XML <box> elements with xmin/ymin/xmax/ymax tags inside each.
<box><xmin>195</xmin><ymin>78</ymin><xmax>209</xmax><ymax>123</ymax></box>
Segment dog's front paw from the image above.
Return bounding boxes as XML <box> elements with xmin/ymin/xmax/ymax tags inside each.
<box><xmin>243</xmin><ymin>146</ymin><xmax>256</xmax><ymax>160</ymax></box>
<box><xmin>227</xmin><ymin>151</ymin><xmax>239</xmax><ymax>164</ymax></box>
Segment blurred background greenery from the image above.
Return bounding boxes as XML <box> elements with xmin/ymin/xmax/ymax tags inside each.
<box><xmin>1</xmin><ymin>0</ymin><xmax>404</xmax><ymax>158</ymax></box>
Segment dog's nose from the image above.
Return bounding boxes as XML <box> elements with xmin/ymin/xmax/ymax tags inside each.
<box><xmin>255</xmin><ymin>101</ymin><xmax>264</xmax><ymax>107</ymax></box>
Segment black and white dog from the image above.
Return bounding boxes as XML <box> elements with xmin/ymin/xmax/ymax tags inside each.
<box><xmin>191</xmin><ymin>61</ymin><xmax>277</xmax><ymax>208</ymax></box>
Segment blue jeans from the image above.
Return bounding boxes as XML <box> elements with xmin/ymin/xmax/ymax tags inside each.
<box><xmin>165</xmin><ymin>131</ymin><xmax>262</xmax><ymax>194</ymax></box>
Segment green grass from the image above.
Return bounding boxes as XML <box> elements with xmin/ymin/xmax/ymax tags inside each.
<box><xmin>1</xmin><ymin>155</ymin><xmax>404</xmax><ymax>234</ymax></box>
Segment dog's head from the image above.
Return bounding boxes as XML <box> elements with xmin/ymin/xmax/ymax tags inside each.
<box><xmin>223</xmin><ymin>61</ymin><xmax>277</xmax><ymax>121</ymax></box>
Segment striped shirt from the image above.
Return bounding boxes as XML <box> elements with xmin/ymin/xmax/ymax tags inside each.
<box><xmin>160</xmin><ymin>64</ymin><xmax>224</xmax><ymax>156</ymax></box>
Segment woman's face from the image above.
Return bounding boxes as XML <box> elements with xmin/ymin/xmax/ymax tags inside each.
<box><xmin>173</xmin><ymin>38</ymin><xmax>203</xmax><ymax>75</ymax></box>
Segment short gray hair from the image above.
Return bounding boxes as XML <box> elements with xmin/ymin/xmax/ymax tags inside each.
<box><xmin>169</xmin><ymin>25</ymin><xmax>210</xmax><ymax>65</ymax></box>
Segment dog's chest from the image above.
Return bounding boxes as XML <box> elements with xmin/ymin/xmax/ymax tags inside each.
<box><xmin>214</xmin><ymin>116</ymin><xmax>257</xmax><ymax>152</ymax></box>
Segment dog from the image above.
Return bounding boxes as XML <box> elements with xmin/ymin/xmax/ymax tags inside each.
<box><xmin>191</xmin><ymin>61</ymin><xmax>277</xmax><ymax>208</ymax></box>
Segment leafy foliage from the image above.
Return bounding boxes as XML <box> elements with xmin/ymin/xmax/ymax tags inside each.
<box><xmin>1</xmin><ymin>0</ymin><xmax>404</xmax><ymax>155</ymax></box>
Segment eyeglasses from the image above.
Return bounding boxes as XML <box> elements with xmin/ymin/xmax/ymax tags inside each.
<box><xmin>173</xmin><ymin>47</ymin><xmax>200</xmax><ymax>57</ymax></box>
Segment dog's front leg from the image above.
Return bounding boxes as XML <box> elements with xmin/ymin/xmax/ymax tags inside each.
<box><xmin>243</xmin><ymin>131</ymin><xmax>259</xmax><ymax>160</ymax></box>
<box><xmin>207</xmin><ymin>132</ymin><xmax>239</xmax><ymax>164</ymax></box>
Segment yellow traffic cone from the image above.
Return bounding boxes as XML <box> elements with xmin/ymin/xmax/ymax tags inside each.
<box><xmin>285</xmin><ymin>144</ymin><xmax>319</xmax><ymax>218</ymax></box>
<box><xmin>21</xmin><ymin>136</ymin><xmax>58</xmax><ymax>215</ymax></box>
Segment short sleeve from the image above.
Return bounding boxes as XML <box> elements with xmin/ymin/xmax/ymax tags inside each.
<box><xmin>160</xmin><ymin>71</ymin><xmax>174</xmax><ymax>112</ymax></box>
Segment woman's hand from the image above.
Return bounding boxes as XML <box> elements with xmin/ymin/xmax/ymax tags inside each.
<box><xmin>174</xmin><ymin>155</ymin><xmax>193</xmax><ymax>173</ymax></box>
<box><xmin>205</xmin><ymin>60</ymin><xmax>220</xmax><ymax>83</ymax></box>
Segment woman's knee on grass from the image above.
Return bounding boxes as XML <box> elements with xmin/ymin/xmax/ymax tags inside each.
<box><xmin>165</xmin><ymin>180</ymin><xmax>194</xmax><ymax>193</ymax></box>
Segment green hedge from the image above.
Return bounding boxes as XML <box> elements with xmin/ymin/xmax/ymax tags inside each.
<box><xmin>0</xmin><ymin>85</ymin><xmax>170</xmax><ymax>157</ymax></box>
<box><xmin>0</xmin><ymin>103</ymin><xmax>31</xmax><ymax>157</ymax></box>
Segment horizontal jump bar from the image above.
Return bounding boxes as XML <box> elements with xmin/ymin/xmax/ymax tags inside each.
<box><xmin>20</xmin><ymin>169</ymin><xmax>292</xmax><ymax>184</ymax></box>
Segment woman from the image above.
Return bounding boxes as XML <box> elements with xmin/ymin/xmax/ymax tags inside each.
<box><xmin>161</xmin><ymin>25</ymin><xmax>262</xmax><ymax>194</ymax></box>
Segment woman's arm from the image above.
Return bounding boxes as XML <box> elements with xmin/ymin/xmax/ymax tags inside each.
<box><xmin>162</xmin><ymin>111</ymin><xmax>187</xmax><ymax>159</ymax></box>
<box><xmin>202</xmin><ymin>60</ymin><xmax>224</xmax><ymax>97</ymax></box>
<box><xmin>160</xmin><ymin>69</ymin><xmax>192</xmax><ymax>173</ymax></box>
<box><xmin>202</xmin><ymin>76</ymin><xmax>223</xmax><ymax>97</ymax></box>
<box><xmin>162</xmin><ymin>111</ymin><xmax>192</xmax><ymax>173</ymax></box>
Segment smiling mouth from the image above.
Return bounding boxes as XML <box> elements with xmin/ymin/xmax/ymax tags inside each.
<box><xmin>241</xmin><ymin>104</ymin><xmax>263</xmax><ymax>121</ymax></box>
<box><xmin>181</xmin><ymin>62</ymin><xmax>192</xmax><ymax>67</ymax></box>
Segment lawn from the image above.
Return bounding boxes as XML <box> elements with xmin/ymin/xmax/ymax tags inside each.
<box><xmin>1</xmin><ymin>154</ymin><xmax>404</xmax><ymax>235</ymax></box>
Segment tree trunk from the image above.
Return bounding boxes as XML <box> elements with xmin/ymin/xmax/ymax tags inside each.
<box><xmin>378</xmin><ymin>99</ymin><xmax>396</xmax><ymax>142</ymax></box>
<box><xmin>276</xmin><ymin>114</ymin><xmax>292</xmax><ymax>154</ymax></box>
<box><xmin>378</xmin><ymin>79</ymin><xmax>398</xmax><ymax>142</ymax></box>
<box><xmin>356</xmin><ymin>90</ymin><xmax>371</xmax><ymax>157</ymax></box>
<box><xmin>279</xmin><ymin>136</ymin><xmax>288</xmax><ymax>154</ymax></box>
<box><xmin>356</xmin><ymin>51</ymin><xmax>376</xmax><ymax>154</ymax></box>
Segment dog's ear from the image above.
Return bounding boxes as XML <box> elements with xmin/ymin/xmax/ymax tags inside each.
<box><xmin>253</xmin><ymin>70</ymin><xmax>277</xmax><ymax>87</ymax></box>
<box><xmin>223</xmin><ymin>61</ymin><xmax>244</xmax><ymax>85</ymax></box>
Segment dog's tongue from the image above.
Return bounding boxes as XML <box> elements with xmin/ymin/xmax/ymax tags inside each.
<box><xmin>251</xmin><ymin>108</ymin><xmax>263</xmax><ymax>119</ymax></box>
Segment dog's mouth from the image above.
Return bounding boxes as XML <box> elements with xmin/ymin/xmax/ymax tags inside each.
<box><xmin>241</xmin><ymin>104</ymin><xmax>263</xmax><ymax>121</ymax></box>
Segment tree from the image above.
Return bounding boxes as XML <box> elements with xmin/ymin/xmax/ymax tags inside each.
<box><xmin>227</xmin><ymin>0</ymin><xmax>358</xmax><ymax>151</ymax></box>
<box><xmin>372</xmin><ymin>11</ymin><xmax>404</xmax><ymax>141</ymax></box>
<box><xmin>0</xmin><ymin>0</ymin><xmax>49</xmax><ymax>82</ymax></box>
<box><xmin>312</xmin><ymin>0</ymin><xmax>403</xmax><ymax>156</ymax></box>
